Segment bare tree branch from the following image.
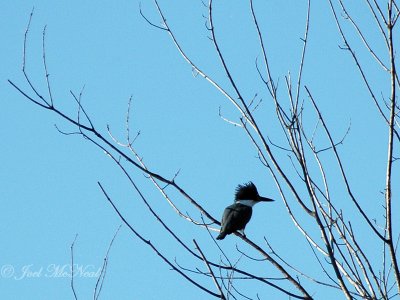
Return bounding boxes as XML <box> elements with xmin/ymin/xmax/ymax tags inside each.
<box><xmin>97</xmin><ymin>182</ymin><xmax>222</xmax><ymax>298</ymax></box>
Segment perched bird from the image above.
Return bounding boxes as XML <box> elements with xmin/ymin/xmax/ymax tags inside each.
<box><xmin>216</xmin><ymin>182</ymin><xmax>274</xmax><ymax>240</ymax></box>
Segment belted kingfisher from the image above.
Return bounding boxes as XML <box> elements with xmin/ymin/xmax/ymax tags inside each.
<box><xmin>216</xmin><ymin>182</ymin><xmax>274</xmax><ymax>240</ymax></box>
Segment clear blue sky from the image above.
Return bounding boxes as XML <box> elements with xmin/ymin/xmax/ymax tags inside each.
<box><xmin>1</xmin><ymin>1</ymin><xmax>395</xmax><ymax>299</ymax></box>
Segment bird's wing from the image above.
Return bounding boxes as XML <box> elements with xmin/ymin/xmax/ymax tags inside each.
<box><xmin>220</xmin><ymin>204</ymin><xmax>252</xmax><ymax>235</ymax></box>
<box><xmin>220</xmin><ymin>203</ymin><xmax>236</xmax><ymax>228</ymax></box>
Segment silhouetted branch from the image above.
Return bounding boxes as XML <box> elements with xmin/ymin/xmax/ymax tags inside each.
<box><xmin>41</xmin><ymin>25</ymin><xmax>54</xmax><ymax>107</ymax></box>
<box><xmin>338</xmin><ymin>0</ymin><xmax>389</xmax><ymax>71</ymax></box>
<box><xmin>70</xmin><ymin>234</ymin><xmax>79</xmax><ymax>300</ymax></box>
<box><xmin>305</xmin><ymin>86</ymin><xmax>384</xmax><ymax>241</ymax></box>
<box><xmin>97</xmin><ymin>182</ymin><xmax>222</xmax><ymax>298</ymax></box>
<box><xmin>94</xmin><ymin>225</ymin><xmax>122</xmax><ymax>300</ymax></box>
<box><xmin>194</xmin><ymin>240</ymin><xmax>226</xmax><ymax>300</ymax></box>
<box><xmin>150</xmin><ymin>0</ymin><xmax>250</xmax><ymax>125</ymax></box>
<box><xmin>294</xmin><ymin>0</ymin><xmax>311</xmax><ymax>112</ymax></box>
<box><xmin>385</xmin><ymin>1</ymin><xmax>400</xmax><ymax>290</ymax></box>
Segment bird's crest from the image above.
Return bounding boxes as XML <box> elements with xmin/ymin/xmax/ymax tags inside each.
<box><xmin>234</xmin><ymin>182</ymin><xmax>259</xmax><ymax>201</ymax></box>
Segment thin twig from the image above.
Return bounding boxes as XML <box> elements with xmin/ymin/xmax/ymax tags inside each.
<box><xmin>71</xmin><ymin>234</ymin><xmax>79</xmax><ymax>300</ymax></box>
<box><xmin>194</xmin><ymin>240</ymin><xmax>226</xmax><ymax>299</ymax></box>
<box><xmin>42</xmin><ymin>25</ymin><xmax>54</xmax><ymax>107</ymax></box>
<box><xmin>93</xmin><ymin>225</ymin><xmax>122</xmax><ymax>300</ymax></box>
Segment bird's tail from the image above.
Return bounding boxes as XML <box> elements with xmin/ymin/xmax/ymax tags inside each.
<box><xmin>216</xmin><ymin>231</ymin><xmax>226</xmax><ymax>240</ymax></box>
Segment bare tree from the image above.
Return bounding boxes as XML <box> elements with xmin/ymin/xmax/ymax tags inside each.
<box><xmin>8</xmin><ymin>0</ymin><xmax>400</xmax><ymax>299</ymax></box>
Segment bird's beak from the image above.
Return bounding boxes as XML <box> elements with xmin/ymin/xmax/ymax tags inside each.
<box><xmin>258</xmin><ymin>196</ymin><xmax>275</xmax><ymax>202</ymax></box>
